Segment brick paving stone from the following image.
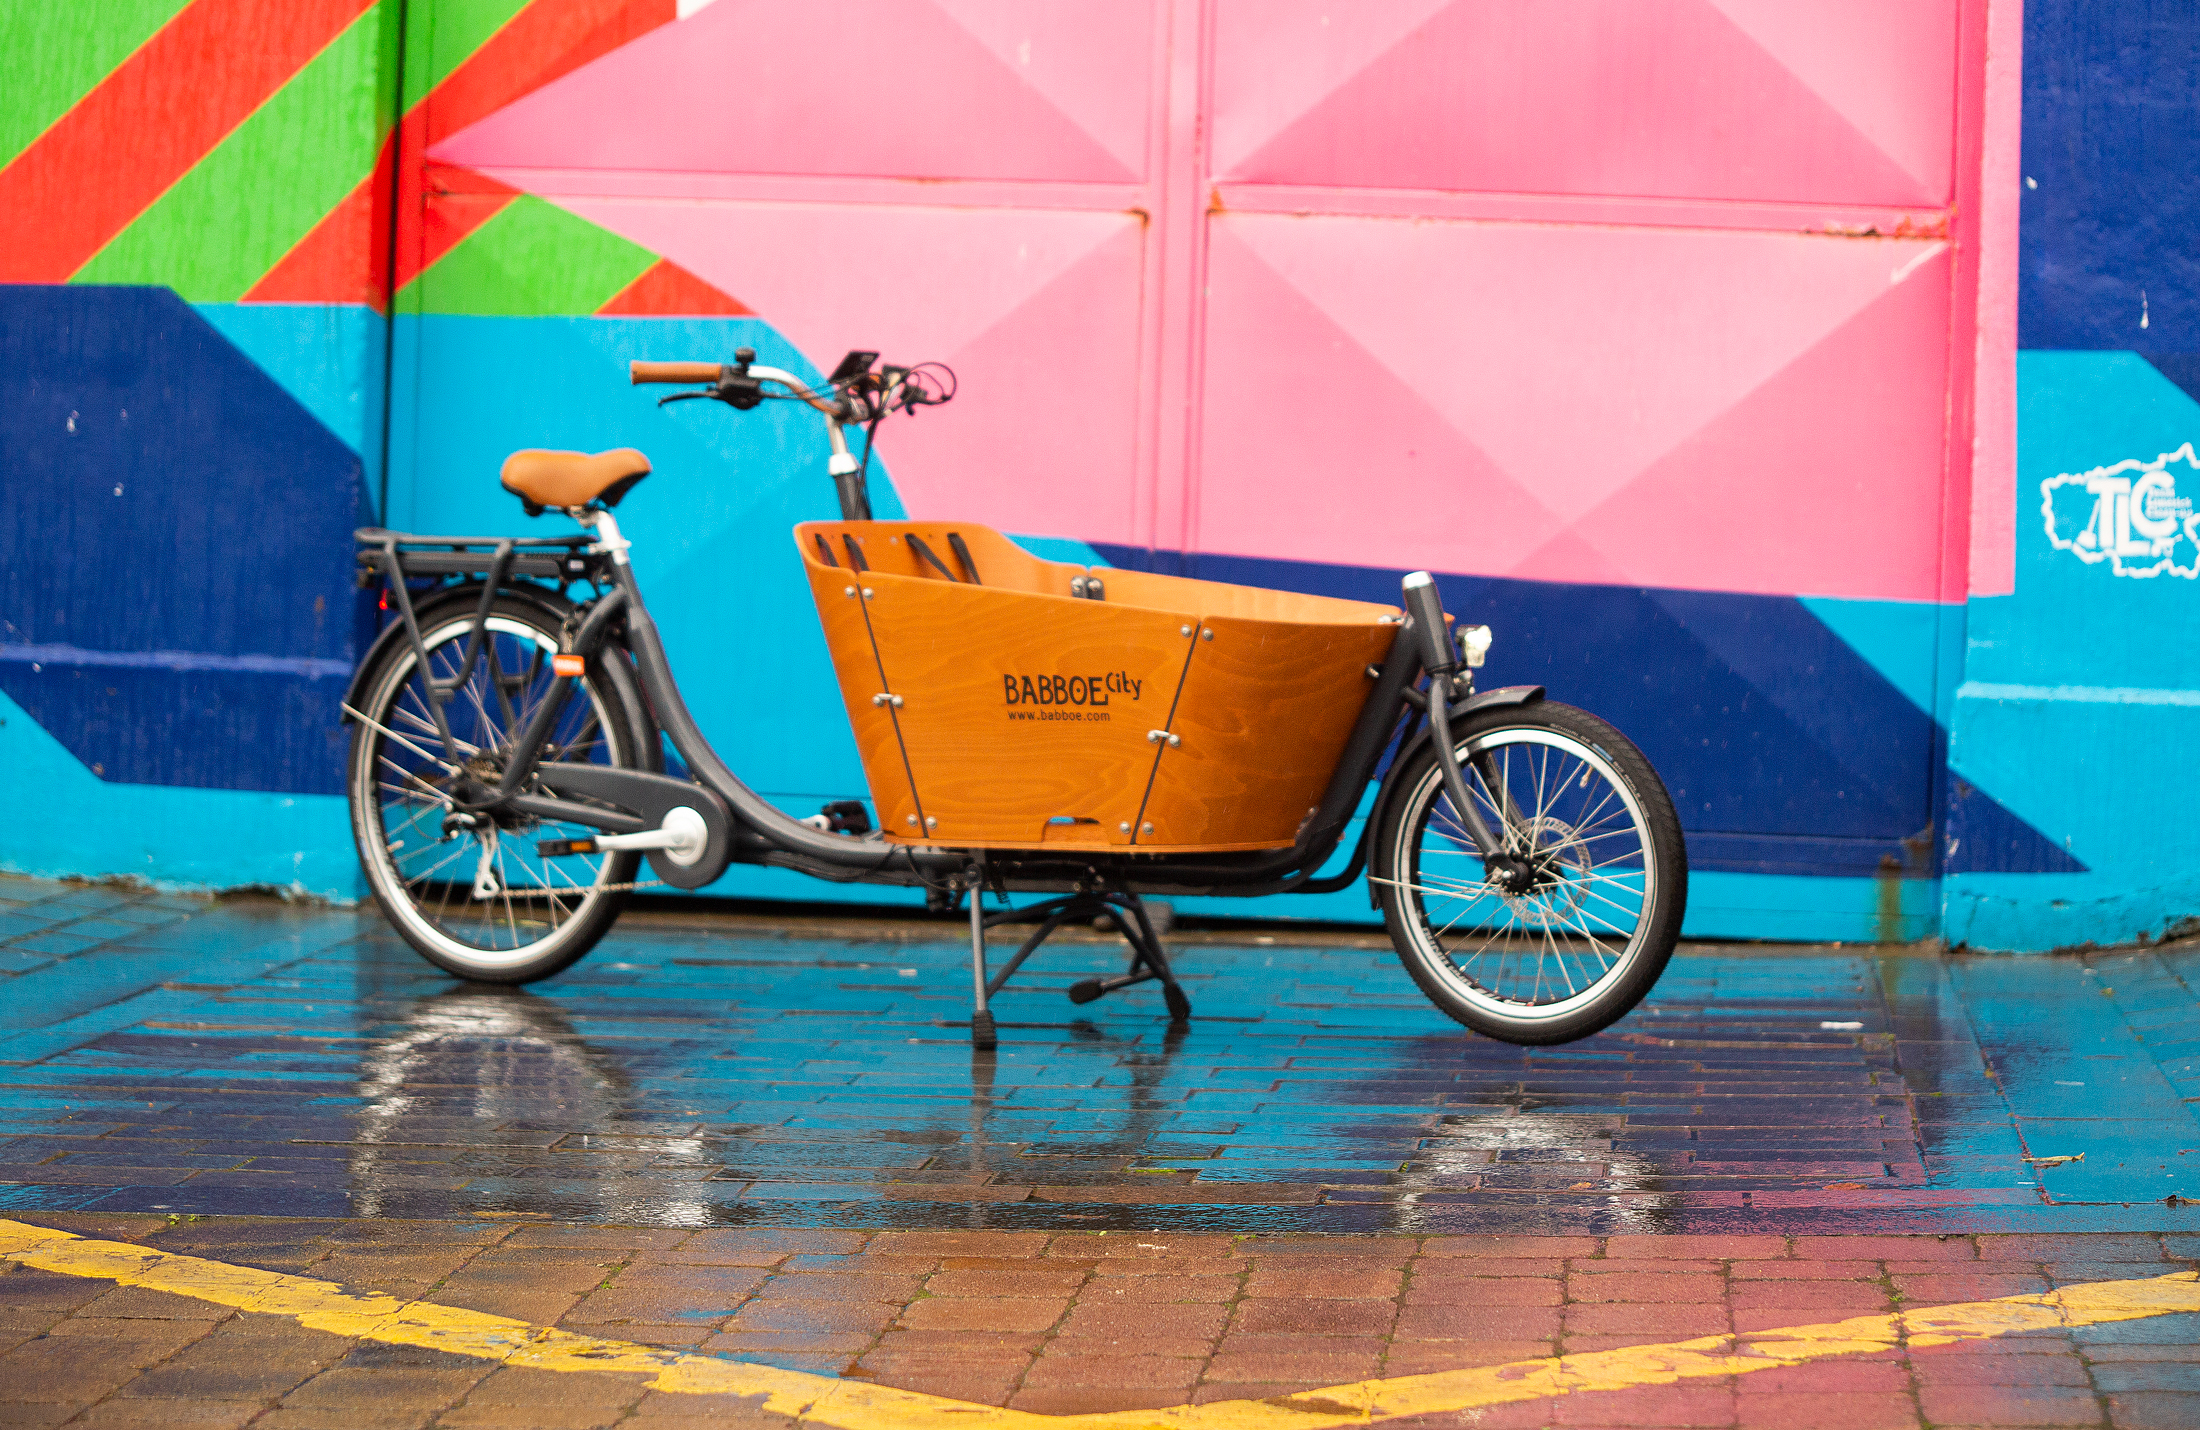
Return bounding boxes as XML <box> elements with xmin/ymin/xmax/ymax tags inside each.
<box><xmin>1562</xmin><ymin>1302</ymin><xmax>1730</xmax><ymax>1341</ymax></box>
<box><xmin>2105</xmin><ymin>1391</ymin><xmax>2200</xmax><ymax>1429</ymax></box>
<box><xmin>1243</xmin><ymin>1262</ymin><xmax>1403</xmax><ymax>1299</ymax></box>
<box><xmin>1059</xmin><ymin>1300</ymin><xmax>1226</xmax><ymax>1340</ymax></box>
<box><xmin>1734</xmin><ymin>1391</ymin><xmax>1922</xmax><ymax>1428</ymax></box>
<box><xmin>1566</xmin><ymin>1271</ymin><xmax>1726</xmax><ymax>1303</ymax></box>
<box><xmin>1078</xmin><ymin>1273</ymin><xmax>1239</xmax><ymax>1303</ymax></box>
<box><xmin>1382</xmin><ymin>1340</ymin><xmax>1558</xmax><ymax>1374</ymax></box>
<box><xmin>1915</xmin><ymin>1386</ymin><xmax>2110</xmax><ymax>1425</ymax></box>
<box><xmin>1201</xmin><ymin>1345</ymin><xmax>1386</xmax><ymax>1384</ymax></box>
<box><xmin>924</xmin><ymin>1268</ymin><xmax>1087</xmax><ymax>1297</ymax></box>
<box><xmin>66</xmin><ymin>1401</ymin><xmax>263</xmax><ymax>1430</ymax></box>
<box><xmin>897</xmin><ymin>1296</ymin><xmax>1067</xmax><ymax>1333</ymax></box>
<box><xmin>747</xmin><ymin>1271</ymin><xmax>921</xmax><ymax>1302</ymax></box>
<box><xmin>724</xmin><ymin>1298</ymin><xmax>898</xmax><ymax>1334</ymax></box>
<box><xmin>1403</xmin><ymin>1275</ymin><xmax>1564</xmax><ymax>1305</ymax></box>
<box><xmin>1397</xmin><ymin>1304</ymin><xmax>1564</xmax><ymax>1341</ymax></box>
<box><xmin>1891</xmin><ymin>1272</ymin><xmax>2052</xmax><ymax>1301</ymax></box>
<box><xmin>1729</xmin><ymin>1260</ymin><xmax>1881</xmax><ymax>1280</ymax></box>
<box><xmin>1549</xmin><ymin>1384</ymin><xmax>1738</xmax><ymax>1425</ymax></box>
<box><xmin>1911</xmin><ymin>1351</ymin><xmax>2094</xmax><ymax>1386</ymax></box>
<box><xmin>1021</xmin><ymin>1352</ymin><xmax>1204</xmax><ymax>1388</ymax></box>
<box><xmin>1229</xmin><ymin>1297</ymin><xmax>1397</xmax><ymax>1336</ymax></box>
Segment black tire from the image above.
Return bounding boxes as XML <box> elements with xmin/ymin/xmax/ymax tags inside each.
<box><xmin>346</xmin><ymin>592</ymin><xmax>642</xmax><ymax>983</ymax></box>
<box><xmin>1372</xmin><ymin>700</ymin><xmax>1686</xmax><ymax>1044</ymax></box>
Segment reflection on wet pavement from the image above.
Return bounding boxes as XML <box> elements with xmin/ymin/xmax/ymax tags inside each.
<box><xmin>1</xmin><ymin>876</ymin><xmax>2197</xmax><ymax>1234</ymax></box>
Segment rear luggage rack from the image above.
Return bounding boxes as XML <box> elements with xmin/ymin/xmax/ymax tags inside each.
<box><xmin>354</xmin><ymin>527</ymin><xmax>603</xmax><ymax>584</ymax></box>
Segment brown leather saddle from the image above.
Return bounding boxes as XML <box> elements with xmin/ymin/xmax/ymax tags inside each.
<box><xmin>499</xmin><ymin>448</ymin><xmax>651</xmax><ymax>513</ymax></box>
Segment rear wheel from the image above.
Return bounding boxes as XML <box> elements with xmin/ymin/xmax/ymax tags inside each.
<box><xmin>346</xmin><ymin>594</ymin><xmax>642</xmax><ymax>983</ymax></box>
<box><xmin>1372</xmin><ymin>700</ymin><xmax>1686</xmax><ymax>1044</ymax></box>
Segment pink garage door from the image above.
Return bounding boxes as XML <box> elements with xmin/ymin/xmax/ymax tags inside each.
<box><xmin>407</xmin><ymin>0</ymin><xmax>1990</xmax><ymax>927</ymax></box>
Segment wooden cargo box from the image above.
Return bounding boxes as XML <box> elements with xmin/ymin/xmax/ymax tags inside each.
<box><xmin>797</xmin><ymin>522</ymin><xmax>1400</xmax><ymax>852</ymax></box>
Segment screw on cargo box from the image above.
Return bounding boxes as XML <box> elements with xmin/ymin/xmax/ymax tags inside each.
<box><xmin>1201</xmin><ymin>628</ymin><xmax>1212</xmax><ymax>641</ymax></box>
<box><xmin>862</xmin><ymin>587</ymin><xmax>875</xmax><ymax>598</ymax></box>
<box><xmin>925</xmin><ymin>816</ymin><xmax>937</xmax><ymax>829</ymax></box>
<box><xmin>1141</xmin><ymin>822</ymin><xmax>1154</xmax><ymax>834</ymax></box>
<box><xmin>844</xmin><ymin>586</ymin><xmax>856</xmax><ymax>597</ymax></box>
<box><xmin>905</xmin><ymin>814</ymin><xmax>918</xmax><ymax>826</ymax></box>
<box><xmin>1119</xmin><ymin>822</ymin><xmax>1132</xmax><ymax>832</ymax></box>
<box><xmin>1180</xmin><ymin>624</ymin><xmax>1192</xmax><ymax>636</ymax></box>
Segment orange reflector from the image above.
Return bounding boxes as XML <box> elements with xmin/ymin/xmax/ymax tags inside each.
<box><xmin>552</xmin><ymin>654</ymin><xmax>585</xmax><ymax>677</ymax></box>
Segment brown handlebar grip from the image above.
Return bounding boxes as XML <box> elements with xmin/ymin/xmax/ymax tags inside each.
<box><xmin>630</xmin><ymin>361</ymin><xmax>723</xmax><ymax>385</ymax></box>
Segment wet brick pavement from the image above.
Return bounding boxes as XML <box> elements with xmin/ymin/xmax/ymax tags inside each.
<box><xmin>3</xmin><ymin>1216</ymin><xmax>2200</xmax><ymax>1426</ymax></box>
<box><xmin>1</xmin><ymin>875</ymin><xmax>2198</xmax><ymax>1235</ymax></box>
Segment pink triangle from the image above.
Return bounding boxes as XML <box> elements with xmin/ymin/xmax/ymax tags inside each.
<box><xmin>1233</xmin><ymin>0</ymin><xmax>1940</xmax><ymax>206</ymax></box>
<box><xmin>1227</xmin><ymin>216</ymin><xmax>1933</xmax><ymax>525</ymax></box>
<box><xmin>552</xmin><ymin>195</ymin><xmax>1132</xmax><ymax>365</ymax></box>
<box><xmin>1193</xmin><ymin>226</ymin><xmax>1565</xmax><ymax>575</ymax></box>
<box><xmin>431</xmin><ymin>0</ymin><xmax>1131</xmax><ymax>183</ymax></box>
<box><xmin>880</xmin><ymin>225</ymin><xmax>1146</xmax><ymax>544</ymax></box>
<box><xmin>1556</xmin><ymin>247</ymin><xmax>1954</xmax><ymax>600</ymax></box>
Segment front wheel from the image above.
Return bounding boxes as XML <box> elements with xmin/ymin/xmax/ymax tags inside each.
<box><xmin>1372</xmin><ymin>700</ymin><xmax>1686</xmax><ymax>1044</ymax></box>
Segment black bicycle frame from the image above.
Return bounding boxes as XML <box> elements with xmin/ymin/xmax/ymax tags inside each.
<box><xmin>350</xmin><ymin>522</ymin><xmax>1536</xmax><ymax>899</ymax></box>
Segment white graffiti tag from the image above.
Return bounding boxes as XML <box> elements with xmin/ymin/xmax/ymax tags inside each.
<box><xmin>2041</xmin><ymin>442</ymin><xmax>2200</xmax><ymax>579</ymax></box>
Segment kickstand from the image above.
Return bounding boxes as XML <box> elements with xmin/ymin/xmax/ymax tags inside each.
<box><xmin>1068</xmin><ymin>891</ymin><xmax>1192</xmax><ymax>1024</ymax></box>
<box><xmin>967</xmin><ymin>884</ymin><xmax>1192</xmax><ymax>1028</ymax></box>
<box><xmin>967</xmin><ymin>857</ymin><xmax>996</xmax><ymax>1050</ymax></box>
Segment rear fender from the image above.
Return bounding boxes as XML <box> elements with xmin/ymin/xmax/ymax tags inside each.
<box><xmin>343</xmin><ymin>583</ymin><xmax>660</xmax><ymax>774</ymax></box>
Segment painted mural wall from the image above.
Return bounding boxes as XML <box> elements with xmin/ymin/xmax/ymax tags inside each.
<box><xmin>1944</xmin><ymin>0</ymin><xmax>2200</xmax><ymax>951</ymax></box>
<box><xmin>1</xmin><ymin>0</ymin><xmax>2191</xmax><ymax>953</ymax></box>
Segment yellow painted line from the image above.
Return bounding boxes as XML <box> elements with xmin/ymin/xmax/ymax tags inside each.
<box><xmin>3</xmin><ymin>1217</ymin><xmax>2197</xmax><ymax>1428</ymax></box>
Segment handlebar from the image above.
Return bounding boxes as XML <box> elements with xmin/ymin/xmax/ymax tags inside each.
<box><xmin>629</xmin><ymin>351</ymin><xmax>954</xmax><ymax>422</ymax></box>
<box><xmin>630</xmin><ymin>361</ymin><xmax>721</xmax><ymax>384</ymax></box>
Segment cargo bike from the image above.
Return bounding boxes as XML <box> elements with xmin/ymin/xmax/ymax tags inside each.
<box><xmin>344</xmin><ymin>349</ymin><xmax>1687</xmax><ymax>1048</ymax></box>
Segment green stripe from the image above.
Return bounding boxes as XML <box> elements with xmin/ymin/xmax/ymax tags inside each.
<box><xmin>71</xmin><ymin>4</ymin><xmax>399</xmax><ymax>301</ymax></box>
<box><xmin>405</xmin><ymin>0</ymin><xmax>531</xmax><ymax>108</ymax></box>
<box><xmin>395</xmin><ymin>195</ymin><xmax>656</xmax><ymax>316</ymax></box>
<box><xmin>0</xmin><ymin>0</ymin><xmax>194</xmax><ymax>167</ymax></box>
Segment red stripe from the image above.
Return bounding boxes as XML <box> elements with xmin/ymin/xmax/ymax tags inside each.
<box><xmin>391</xmin><ymin>0</ymin><xmax>674</xmax><ymax>292</ymax></box>
<box><xmin>242</xmin><ymin>132</ymin><xmax>394</xmax><ymax>306</ymax></box>
<box><xmin>0</xmin><ymin>0</ymin><xmax>375</xmax><ymax>283</ymax></box>
<box><xmin>597</xmin><ymin>259</ymin><xmax>752</xmax><ymax>316</ymax></box>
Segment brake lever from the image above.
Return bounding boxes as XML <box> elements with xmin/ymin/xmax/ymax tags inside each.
<box><xmin>656</xmin><ymin>390</ymin><xmax>712</xmax><ymax>406</ymax></box>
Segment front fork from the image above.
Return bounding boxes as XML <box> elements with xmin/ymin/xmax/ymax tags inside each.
<box><xmin>1399</xmin><ymin>574</ymin><xmax>1531</xmax><ymax>891</ymax></box>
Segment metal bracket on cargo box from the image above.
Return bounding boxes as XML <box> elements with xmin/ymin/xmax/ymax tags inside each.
<box><xmin>1146</xmin><ymin>729</ymin><xmax>1181</xmax><ymax>748</ymax></box>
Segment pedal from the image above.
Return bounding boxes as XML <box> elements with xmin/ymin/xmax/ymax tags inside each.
<box><xmin>535</xmin><ymin>837</ymin><xmax>599</xmax><ymax>857</ymax></box>
<box><xmin>1067</xmin><ymin>979</ymin><xmax>1104</xmax><ymax>1005</ymax></box>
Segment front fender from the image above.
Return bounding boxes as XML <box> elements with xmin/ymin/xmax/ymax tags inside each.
<box><xmin>1363</xmin><ymin>684</ymin><xmax>1544</xmax><ymax>906</ymax></box>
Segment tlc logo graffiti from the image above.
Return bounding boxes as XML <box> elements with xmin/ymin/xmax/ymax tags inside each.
<box><xmin>2042</xmin><ymin>443</ymin><xmax>2200</xmax><ymax>579</ymax></box>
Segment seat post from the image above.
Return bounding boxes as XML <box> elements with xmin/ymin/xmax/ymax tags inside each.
<box><xmin>573</xmin><ymin>507</ymin><xmax>632</xmax><ymax>567</ymax></box>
